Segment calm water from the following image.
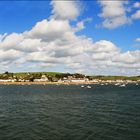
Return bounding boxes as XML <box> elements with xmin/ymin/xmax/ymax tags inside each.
<box><xmin>0</xmin><ymin>84</ymin><xmax>140</xmax><ymax>140</ymax></box>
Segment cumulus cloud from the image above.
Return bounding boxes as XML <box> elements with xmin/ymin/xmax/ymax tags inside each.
<box><xmin>51</xmin><ymin>0</ymin><xmax>80</xmax><ymax>20</ymax></box>
<box><xmin>131</xmin><ymin>10</ymin><xmax>140</xmax><ymax>19</ymax></box>
<box><xmin>0</xmin><ymin>49</ymin><xmax>22</xmax><ymax>60</ymax></box>
<box><xmin>112</xmin><ymin>51</ymin><xmax>140</xmax><ymax>65</ymax></box>
<box><xmin>91</xmin><ymin>40</ymin><xmax>120</xmax><ymax>53</ymax></box>
<box><xmin>0</xmin><ymin>33</ymin><xmax>7</xmax><ymax>42</ymax></box>
<box><xmin>98</xmin><ymin>1</ymin><xmax>130</xmax><ymax>29</ymax></box>
<box><xmin>102</xmin><ymin>16</ymin><xmax>130</xmax><ymax>29</ymax></box>
<box><xmin>98</xmin><ymin>1</ymin><xmax>140</xmax><ymax>29</ymax></box>
<box><xmin>25</xmin><ymin>19</ymin><xmax>72</xmax><ymax>41</ymax></box>
<box><xmin>0</xmin><ymin>0</ymin><xmax>140</xmax><ymax>75</ymax></box>
<box><xmin>99</xmin><ymin>1</ymin><xmax>126</xmax><ymax>18</ymax></box>
<box><xmin>135</xmin><ymin>38</ymin><xmax>140</xmax><ymax>42</ymax></box>
<box><xmin>74</xmin><ymin>18</ymin><xmax>92</xmax><ymax>32</ymax></box>
<box><xmin>0</xmin><ymin>33</ymin><xmax>24</xmax><ymax>50</ymax></box>
<box><xmin>0</xmin><ymin>15</ymin><xmax>140</xmax><ymax>75</ymax></box>
<box><xmin>133</xmin><ymin>2</ymin><xmax>140</xmax><ymax>8</ymax></box>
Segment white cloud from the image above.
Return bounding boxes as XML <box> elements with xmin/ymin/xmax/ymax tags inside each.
<box><xmin>112</xmin><ymin>51</ymin><xmax>140</xmax><ymax>65</ymax></box>
<box><xmin>0</xmin><ymin>33</ymin><xmax>24</xmax><ymax>50</ymax></box>
<box><xmin>102</xmin><ymin>16</ymin><xmax>130</xmax><ymax>29</ymax></box>
<box><xmin>99</xmin><ymin>1</ymin><xmax>126</xmax><ymax>18</ymax></box>
<box><xmin>18</xmin><ymin>38</ymin><xmax>43</xmax><ymax>52</ymax></box>
<box><xmin>131</xmin><ymin>10</ymin><xmax>140</xmax><ymax>19</ymax></box>
<box><xmin>135</xmin><ymin>38</ymin><xmax>140</xmax><ymax>42</ymax></box>
<box><xmin>133</xmin><ymin>2</ymin><xmax>140</xmax><ymax>8</ymax></box>
<box><xmin>98</xmin><ymin>1</ymin><xmax>130</xmax><ymax>29</ymax></box>
<box><xmin>91</xmin><ymin>40</ymin><xmax>119</xmax><ymax>53</ymax></box>
<box><xmin>0</xmin><ymin>49</ymin><xmax>23</xmax><ymax>62</ymax></box>
<box><xmin>74</xmin><ymin>18</ymin><xmax>92</xmax><ymax>32</ymax></box>
<box><xmin>51</xmin><ymin>0</ymin><xmax>80</xmax><ymax>20</ymax></box>
<box><xmin>98</xmin><ymin>1</ymin><xmax>140</xmax><ymax>29</ymax></box>
<box><xmin>0</xmin><ymin>17</ymin><xmax>140</xmax><ymax>75</ymax></box>
<box><xmin>76</xmin><ymin>21</ymin><xmax>85</xmax><ymax>31</ymax></box>
<box><xmin>0</xmin><ymin>33</ymin><xmax>7</xmax><ymax>42</ymax></box>
<box><xmin>0</xmin><ymin>0</ymin><xmax>140</xmax><ymax>75</ymax></box>
<box><xmin>25</xmin><ymin>18</ymin><xmax>72</xmax><ymax>41</ymax></box>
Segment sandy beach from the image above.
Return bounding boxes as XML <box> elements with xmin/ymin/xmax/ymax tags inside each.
<box><xmin>0</xmin><ymin>82</ymin><xmax>96</xmax><ymax>85</ymax></box>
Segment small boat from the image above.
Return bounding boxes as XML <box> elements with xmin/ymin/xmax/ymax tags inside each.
<box><xmin>81</xmin><ymin>85</ymin><xmax>84</xmax><ymax>88</ymax></box>
<box><xmin>87</xmin><ymin>85</ymin><xmax>91</xmax><ymax>88</ymax></box>
<box><xmin>115</xmin><ymin>83</ymin><xmax>120</xmax><ymax>86</ymax></box>
<box><xmin>120</xmin><ymin>84</ymin><xmax>126</xmax><ymax>87</ymax></box>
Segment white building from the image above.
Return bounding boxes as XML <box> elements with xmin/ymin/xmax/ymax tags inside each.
<box><xmin>34</xmin><ymin>75</ymin><xmax>49</xmax><ymax>82</ymax></box>
<box><xmin>70</xmin><ymin>79</ymin><xmax>87</xmax><ymax>83</ymax></box>
<box><xmin>0</xmin><ymin>79</ymin><xmax>17</xmax><ymax>82</ymax></box>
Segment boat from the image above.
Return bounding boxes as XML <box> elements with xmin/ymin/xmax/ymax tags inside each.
<box><xmin>115</xmin><ymin>83</ymin><xmax>120</xmax><ymax>86</ymax></box>
<box><xmin>87</xmin><ymin>85</ymin><xmax>91</xmax><ymax>88</ymax></box>
<box><xmin>81</xmin><ymin>85</ymin><xmax>84</xmax><ymax>88</ymax></box>
<box><xmin>120</xmin><ymin>84</ymin><xmax>126</xmax><ymax>87</ymax></box>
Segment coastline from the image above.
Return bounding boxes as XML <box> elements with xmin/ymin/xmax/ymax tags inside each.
<box><xmin>0</xmin><ymin>82</ymin><xmax>96</xmax><ymax>85</ymax></box>
<box><xmin>0</xmin><ymin>81</ymin><xmax>139</xmax><ymax>85</ymax></box>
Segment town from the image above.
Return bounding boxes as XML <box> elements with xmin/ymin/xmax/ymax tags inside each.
<box><xmin>0</xmin><ymin>72</ymin><xmax>140</xmax><ymax>85</ymax></box>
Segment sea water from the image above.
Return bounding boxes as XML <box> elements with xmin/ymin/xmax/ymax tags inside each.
<box><xmin>0</xmin><ymin>84</ymin><xmax>140</xmax><ymax>140</ymax></box>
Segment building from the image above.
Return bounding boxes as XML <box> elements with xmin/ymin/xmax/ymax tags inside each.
<box><xmin>34</xmin><ymin>75</ymin><xmax>49</xmax><ymax>82</ymax></box>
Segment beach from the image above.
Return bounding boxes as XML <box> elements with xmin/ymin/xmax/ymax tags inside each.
<box><xmin>0</xmin><ymin>81</ymin><xmax>96</xmax><ymax>85</ymax></box>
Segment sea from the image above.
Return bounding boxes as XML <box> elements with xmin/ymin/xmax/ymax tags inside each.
<box><xmin>0</xmin><ymin>84</ymin><xmax>139</xmax><ymax>140</ymax></box>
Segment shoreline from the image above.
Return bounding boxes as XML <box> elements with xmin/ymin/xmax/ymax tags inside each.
<box><xmin>0</xmin><ymin>81</ymin><xmax>139</xmax><ymax>85</ymax></box>
<box><xmin>0</xmin><ymin>82</ymin><xmax>96</xmax><ymax>85</ymax></box>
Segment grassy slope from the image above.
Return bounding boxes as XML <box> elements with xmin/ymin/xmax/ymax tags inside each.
<box><xmin>14</xmin><ymin>72</ymin><xmax>62</xmax><ymax>78</ymax></box>
<box><xmin>91</xmin><ymin>76</ymin><xmax>140</xmax><ymax>81</ymax></box>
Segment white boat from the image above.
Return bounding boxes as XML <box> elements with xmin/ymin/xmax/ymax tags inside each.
<box><xmin>120</xmin><ymin>84</ymin><xmax>126</xmax><ymax>87</ymax></box>
<box><xmin>87</xmin><ymin>85</ymin><xmax>91</xmax><ymax>88</ymax></box>
<box><xmin>81</xmin><ymin>85</ymin><xmax>84</xmax><ymax>88</ymax></box>
<box><xmin>115</xmin><ymin>83</ymin><xmax>120</xmax><ymax>86</ymax></box>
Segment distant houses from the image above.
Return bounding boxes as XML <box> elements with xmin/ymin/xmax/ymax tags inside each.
<box><xmin>34</xmin><ymin>75</ymin><xmax>49</xmax><ymax>82</ymax></box>
<box><xmin>0</xmin><ymin>79</ymin><xmax>17</xmax><ymax>82</ymax></box>
<box><xmin>0</xmin><ymin>72</ymin><xmax>140</xmax><ymax>84</ymax></box>
<box><xmin>62</xmin><ymin>76</ymin><xmax>89</xmax><ymax>83</ymax></box>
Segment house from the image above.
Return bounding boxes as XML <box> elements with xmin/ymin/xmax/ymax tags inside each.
<box><xmin>34</xmin><ymin>75</ymin><xmax>49</xmax><ymax>82</ymax></box>
<box><xmin>70</xmin><ymin>79</ymin><xmax>87</xmax><ymax>83</ymax></box>
<box><xmin>70</xmin><ymin>78</ymin><xmax>89</xmax><ymax>83</ymax></box>
<box><xmin>90</xmin><ymin>79</ymin><xmax>99</xmax><ymax>83</ymax></box>
<box><xmin>18</xmin><ymin>79</ymin><xmax>25</xmax><ymax>82</ymax></box>
<box><xmin>0</xmin><ymin>79</ymin><xmax>11</xmax><ymax>82</ymax></box>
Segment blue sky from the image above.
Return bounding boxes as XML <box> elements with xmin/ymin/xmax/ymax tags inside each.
<box><xmin>0</xmin><ymin>0</ymin><xmax>140</xmax><ymax>75</ymax></box>
<box><xmin>0</xmin><ymin>0</ymin><xmax>139</xmax><ymax>51</ymax></box>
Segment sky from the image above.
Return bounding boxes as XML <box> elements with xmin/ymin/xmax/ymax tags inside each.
<box><xmin>0</xmin><ymin>0</ymin><xmax>140</xmax><ymax>76</ymax></box>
